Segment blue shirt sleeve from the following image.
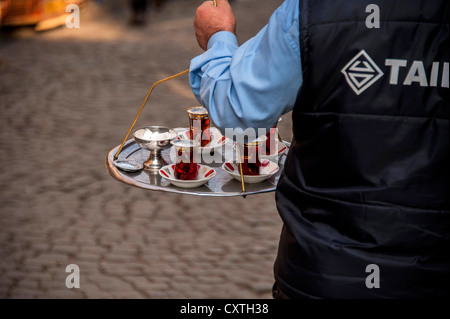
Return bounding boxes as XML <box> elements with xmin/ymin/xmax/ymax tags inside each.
<box><xmin>189</xmin><ymin>0</ymin><xmax>302</xmax><ymax>134</ymax></box>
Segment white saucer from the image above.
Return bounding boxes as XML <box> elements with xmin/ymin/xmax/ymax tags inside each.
<box><xmin>260</xmin><ymin>140</ymin><xmax>288</xmax><ymax>162</ymax></box>
<box><xmin>159</xmin><ymin>164</ymin><xmax>216</xmax><ymax>188</ymax></box>
<box><xmin>222</xmin><ymin>160</ymin><xmax>279</xmax><ymax>184</ymax></box>
<box><xmin>174</xmin><ymin>127</ymin><xmax>229</xmax><ymax>154</ymax></box>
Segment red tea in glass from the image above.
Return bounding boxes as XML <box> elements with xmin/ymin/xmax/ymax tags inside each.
<box><xmin>175</xmin><ymin>161</ymin><xmax>198</xmax><ymax>180</ymax></box>
<box><xmin>187</xmin><ymin>106</ymin><xmax>211</xmax><ymax>147</ymax></box>
<box><xmin>238</xmin><ymin>142</ymin><xmax>262</xmax><ymax>176</ymax></box>
<box><xmin>265</xmin><ymin>126</ymin><xmax>278</xmax><ymax>155</ymax></box>
<box><xmin>171</xmin><ymin>140</ymin><xmax>199</xmax><ymax>180</ymax></box>
<box><xmin>265</xmin><ymin>118</ymin><xmax>282</xmax><ymax>154</ymax></box>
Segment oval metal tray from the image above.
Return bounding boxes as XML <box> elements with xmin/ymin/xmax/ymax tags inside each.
<box><xmin>105</xmin><ymin>138</ymin><xmax>289</xmax><ymax>197</ymax></box>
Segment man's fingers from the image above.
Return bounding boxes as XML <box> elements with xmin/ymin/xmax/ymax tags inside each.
<box><xmin>205</xmin><ymin>0</ymin><xmax>229</xmax><ymax>7</ymax></box>
<box><xmin>201</xmin><ymin>0</ymin><xmax>229</xmax><ymax>9</ymax></box>
<box><xmin>201</xmin><ymin>0</ymin><xmax>215</xmax><ymax>7</ymax></box>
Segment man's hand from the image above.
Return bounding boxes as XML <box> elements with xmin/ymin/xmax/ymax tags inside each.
<box><xmin>194</xmin><ymin>0</ymin><xmax>236</xmax><ymax>51</ymax></box>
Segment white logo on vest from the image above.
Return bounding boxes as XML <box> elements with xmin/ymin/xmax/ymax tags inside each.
<box><xmin>341</xmin><ymin>50</ymin><xmax>384</xmax><ymax>95</ymax></box>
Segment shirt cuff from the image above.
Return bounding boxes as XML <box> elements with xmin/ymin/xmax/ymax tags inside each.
<box><xmin>207</xmin><ymin>31</ymin><xmax>238</xmax><ymax>50</ymax></box>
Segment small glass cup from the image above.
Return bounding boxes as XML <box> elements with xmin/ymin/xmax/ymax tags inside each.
<box><xmin>187</xmin><ymin>106</ymin><xmax>211</xmax><ymax>147</ymax></box>
<box><xmin>264</xmin><ymin>117</ymin><xmax>282</xmax><ymax>155</ymax></box>
<box><xmin>236</xmin><ymin>138</ymin><xmax>266</xmax><ymax>176</ymax></box>
<box><xmin>171</xmin><ymin>140</ymin><xmax>200</xmax><ymax>180</ymax></box>
<box><xmin>264</xmin><ymin>126</ymin><xmax>278</xmax><ymax>155</ymax></box>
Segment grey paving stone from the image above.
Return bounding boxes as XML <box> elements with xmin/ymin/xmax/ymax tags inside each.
<box><xmin>0</xmin><ymin>0</ymin><xmax>287</xmax><ymax>299</ymax></box>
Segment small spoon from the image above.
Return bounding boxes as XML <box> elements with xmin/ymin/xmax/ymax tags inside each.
<box><xmin>113</xmin><ymin>159</ymin><xmax>143</xmax><ymax>173</ymax></box>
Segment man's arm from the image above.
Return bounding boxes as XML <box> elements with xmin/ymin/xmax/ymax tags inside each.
<box><xmin>190</xmin><ymin>0</ymin><xmax>302</xmax><ymax>134</ymax></box>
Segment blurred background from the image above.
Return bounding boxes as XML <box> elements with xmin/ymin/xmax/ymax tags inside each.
<box><xmin>0</xmin><ymin>0</ymin><xmax>292</xmax><ymax>298</ymax></box>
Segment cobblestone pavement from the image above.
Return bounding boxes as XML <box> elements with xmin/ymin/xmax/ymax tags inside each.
<box><xmin>0</xmin><ymin>0</ymin><xmax>291</xmax><ymax>298</ymax></box>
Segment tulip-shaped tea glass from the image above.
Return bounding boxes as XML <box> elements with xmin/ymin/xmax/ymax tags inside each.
<box><xmin>236</xmin><ymin>137</ymin><xmax>267</xmax><ymax>176</ymax></box>
<box><xmin>171</xmin><ymin>139</ymin><xmax>201</xmax><ymax>180</ymax></box>
<box><xmin>187</xmin><ymin>106</ymin><xmax>211</xmax><ymax>147</ymax></box>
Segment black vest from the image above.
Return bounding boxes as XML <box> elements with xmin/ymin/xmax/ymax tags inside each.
<box><xmin>275</xmin><ymin>0</ymin><xmax>449</xmax><ymax>298</ymax></box>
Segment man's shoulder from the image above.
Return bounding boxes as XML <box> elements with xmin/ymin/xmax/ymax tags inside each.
<box><xmin>276</xmin><ymin>0</ymin><xmax>300</xmax><ymax>33</ymax></box>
